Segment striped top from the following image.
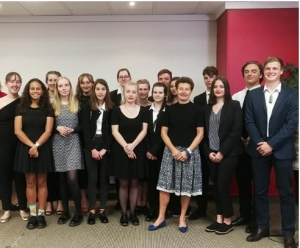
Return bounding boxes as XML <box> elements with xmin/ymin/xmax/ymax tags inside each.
<box><xmin>209</xmin><ymin>108</ymin><xmax>222</xmax><ymax>151</ymax></box>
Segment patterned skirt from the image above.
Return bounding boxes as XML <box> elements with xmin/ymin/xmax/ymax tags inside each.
<box><xmin>157</xmin><ymin>146</ymin><xmax>202</xmax><ymax>197</ymax></box>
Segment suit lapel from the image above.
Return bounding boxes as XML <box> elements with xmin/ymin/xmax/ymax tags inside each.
<box><xmin>258</xmin><ymin>87</ymin><xmax>267</xmax><ymax>114</ymax></box>
<box><xmin>219</xmin><ymin>101</ymin><xmax>229</xmax><ymax>128</ymax></box>
<box><xmin>148</xmin><ymin>109</ymin><xmax>154</xmax><ymax>132</ymax></box>
<box><xmin>270</xmin><ymin>86</ymin><xmax>286</xmax><ymax>118</ymax></box>
<box><xmin>205</xmin><ymin>105</ymin><xmax>212</xmax><ymax>134</ymax></box>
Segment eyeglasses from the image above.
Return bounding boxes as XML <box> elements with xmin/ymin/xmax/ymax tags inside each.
<box><xmin>119</xmin><ymin>75</ymin><xmax>130</xmax><ymax>79</ymax></box>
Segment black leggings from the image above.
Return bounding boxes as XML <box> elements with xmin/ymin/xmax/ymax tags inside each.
<box><xmin>0</xmin><ymin>143</ymin><xmax>27</xmax><ymax>211</ymax></box>
<box><xmin>59</xmin><ymin>170</ymin><xmax>81</xmax><ymax>214</ymax></box>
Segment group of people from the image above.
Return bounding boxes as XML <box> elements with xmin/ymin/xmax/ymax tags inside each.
<box><xmin>0</xmin><ymin>56</ymin><xmax>298</xmax><ymax>248</ymax></box>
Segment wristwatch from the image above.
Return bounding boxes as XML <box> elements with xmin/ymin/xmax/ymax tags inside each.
<box><xmin>35</xmin><ymin>142</ymin><xmax>40</xmax><ymax>147</ymax></box>
<box><xmin>186</xmin><ymin>148</ymin><xmax>192</xmax><ymax>154</ymax></box>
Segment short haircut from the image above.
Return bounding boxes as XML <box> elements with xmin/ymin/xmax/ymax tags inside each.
<box><xmin>6</xmin><ymin>72</ymin><xmax>22</xmax><ymax>83</ymax></box>
<box><xmin>209</xmin><ymin>76</ymin><xmax>232</xmax><ymax>105</ymax></box>
<box><xmin>264</xmin><ymin>56</ymin><xmax>284</xmax><ymax>69</ymax></box>
<box><xmin>117</xmin><ymin>68</ymin><xmax>131</xmax><ymax>79</ymax></box>
<box><xmin>175</xmin><ymin>77</ymin><xmax>194</xmax><ymax>91</ymax></box>
<box><xmin>137</xmin><ymin>79</ymin><xmax>150</xmax><ymax>90</ymax></box>
<box><xmin>157</xmin><ymin>69</ymin><xmax>172</xmax><ymax>79</ymax></box>
<box><xmin>241</xmin><ymin>61</ymin><xmax>264</xmax><ymax>83</ymax></box>
<box><xmin>202</xmin><ymin>66</ymin><xmax>218</xmax><ymax>77</ymax></box>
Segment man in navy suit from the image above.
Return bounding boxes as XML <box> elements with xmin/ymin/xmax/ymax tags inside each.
<box><xmin>189</xmin><ymin>66</ymin><xmax>218</xmax><ymax>220</ymax></box>
<box><xmin>245</xmin><ymin>57</ymin><xmax>298</xmax><ymax>248</ymax></box>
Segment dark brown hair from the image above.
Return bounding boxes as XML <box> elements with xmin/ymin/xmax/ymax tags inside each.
<box><xmin>117</xmin><ymin>68</ymin><xmax>131</xmax><ymax>79</ymax></box>
<box><xmin>90</xmin><ymin>79</ymin><xmax>114</xmax><ymax>111</ymax></box>
<box><xmin>76</xmin><ymin>73</ymin><xmax>94</xmax><ymax>101</ymax></box>
<box><xmin>202</xmin><ymin>66</ymin><xmax>218</xmax><ymax>77</ymax></box>
<box><xmin>157</xmin><ymin>69</ymin><xmax>172</xmax><ymax>79</ymax></box>
<box><xmin>167</xmin><ymin>76</ymin><xmax>179</xmax><ymax>105</ymax></box>
<box><xmin>209</xmin><ymin>76</ymin><xmax>232</xmax><ymax>104</ymax></box>
<box><xmin>241</xmin><ymin>61</ymin><xmax>264</xmax><ymax>83</ymax></box>
<box><xmin>175</xmin><ymin>77</ymin><xmax>194</xmax><ymax>91</ymax></box>
<box><xmin>18</xmin><ymin>78</ymin><xmax>53</xmax><ymax>114</ymax></box>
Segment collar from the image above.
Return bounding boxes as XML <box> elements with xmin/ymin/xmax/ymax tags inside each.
<box><xmin>98</xmin><ymin>102</ymin><xmax>106</xmax><ymax>112</ymax></box>
<box><xmin>117</xmin><ymin>88</ymin><xmax>122</xmax><ymax>95</ymax></box>
<box><xmin>247</xmin><ymin>85</ymin><xmax>261</xmax><ymax>91</ymax></box>
<box><xmin>264</xmin><ymin>83</ymin><xmax>282</xmax><ymax>93</ymax></box>
<box><xmin>149</xmin><ymin>103</ymin><xmax>165</xmax><ymax>112</ymax></box>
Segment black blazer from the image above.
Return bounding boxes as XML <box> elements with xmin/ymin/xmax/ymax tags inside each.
<box><xmin>82</xmin><ymin>104</ymin><xmax>113</xmax><ymax>152</ymax></box>
<box><xmin>145</xmin><ymin>106</ymin><xmax>165</xmax><ymax>158</ymax></box>
<box><xmin>202</xmin><ymin>100</ymin><xmax>244</xmax><ymax>157</ymax></box>
<box><xmin>194</xmin><ymin>92</ymin><xmax>207</xmax><ymax>107</ymax></box>
<box><xmin>110</xmin><ymin>89</ymin><xmax>122</xmax><ymax>107</ymax></box>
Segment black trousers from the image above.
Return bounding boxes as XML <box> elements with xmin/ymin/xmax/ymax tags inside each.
<box><xmin>85</xmin><ymin>137</ymin><xmax>109</xmax><ymax>210</ymax></box>
<box><xmin>208</xmin><ymin>156</ymin><xmax>239</xmax><ymax>218</ymax></box>
<box><xmin>147</xmin><ymin>158</ymin><xmax>161</xmax><ymax>213</ymax></box>
<box><xmin>235</xmin><ymin>152</ymin><xmax>254</xmax><ymax>220</ymax></box>
<box><xmin>0</xmin><ymin>143</ymin><xmax>27</xmax><ymax>211</ymax></box>
<box><xmin>46</xmin><ymin>172</ymin><xmax>61</xmax><ymax>202</ymax></box>
<box><xmin>194</xmin><ymin>156</ymin><xmax>209</xmax><ymax>215</ymax></box>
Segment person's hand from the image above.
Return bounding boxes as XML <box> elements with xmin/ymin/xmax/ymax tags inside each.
<box><xmin>57</xmin><ymin>126</ymin><xmax>69</xmax><ymax>137</ymax></box>
<box><xmin>146</xmin><ymin>152</ymin><xmax>157</xmax><ymax>160</ymax></box>
<box><xmin>209</xmin><ymin>152</ymin><xmax>217</xmax><ymax>162</ymax></box>
<box><xmin>257</xmin><ymin>142</ymin><xmax>273</xmax><ymax>156</ymax></box>
<box><xmin>99</xmin><ymin>149</ymin><xmax>107</xmax><ymax>159</ymax></box>
<box><xmin>124</xmin><ymin>143</ymin><xmax>135</xmax><ymax>154</ymax></box>
<box><xmin>179</xmin><ymin>151</ymin><xmax>188</xmax><ymax>162</ymax></box>
<box><xmin>242</xmin><ymin>139</ymin><xmax>249</xmax><ymax>149</ymax></box>
<box><xmin>128</xmin><ymin>151</ymin><xmax>136</xmax><ymax>159</ymax></box>
<box><xmin>214</xmin><ymin>152</ymin><xmax>224</xmax><ymax>163</ymax></box>
<box><xmin>172</xmin><ymin>149</ymin><xmax>182</xmax><ymax>161</ymax></box>
<box><xmin>91</xmin><ymin>149</ymin><xmax>100</xmax><ymax>160</ymax></box>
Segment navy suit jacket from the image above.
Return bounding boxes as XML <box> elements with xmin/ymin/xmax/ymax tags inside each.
<box><xmin>245</xmin><ymin>85</ymin><xmax>298</xmax><ymax>159</ymax></box>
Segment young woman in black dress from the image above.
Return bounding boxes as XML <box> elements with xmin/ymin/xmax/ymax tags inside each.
<box><xmin>0</xmin><ymin>72</ymin><xmax>28</xmax><ymax>223</ymax></box>
<box><xmin>83</xmin><ymin>79</ymin><xmax>114</xmax><ymax>225</ymax></box>
<box><xmin>145</xmin><ymin>82</ymin><xmax>167</xmax><ymax>221</ymax></box>
<box><xmin>111</xmin><ymin>81</ymin><xmax>148</xmax><ymax>226</ymax></box>
<box><xmin>14</xmin><ymin>78</ymin><xmax>54</xmax><ymax>230</ymax></box>
<box><xmin>76</xmin><ymin>73</ymin><xmax>94</xmax><ymax>213</ymax></box>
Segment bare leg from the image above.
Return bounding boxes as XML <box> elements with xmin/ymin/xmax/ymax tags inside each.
<box><xmin>25</xmin><ymin>173</ymin><xmax>37</xmax><ymax>205</ymax></box>
<box><xmin>152</xmin><ymin>191</ymin><xmax>169</xmax><ymax>226</ymax></box>
<box><xmin>37</xmin><ymin>174</ymin><xmax>47</xmax><ymax>210</ymax></box>
<box><xmin>179</xmin><ymin>196</ymin><xmax>190</xmax><ymax>227</ymax></box>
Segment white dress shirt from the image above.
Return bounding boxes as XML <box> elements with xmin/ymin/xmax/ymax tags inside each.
<box><xmin>206</xmin><ymin>91</ymin><xmax>210</xmax><ymax>104</ymax></box>
<box><xmin>96</xmin><ymin>103</ymin><xmax>106</xmax><ymax>135</ymax></box>
<box><xmin>232</xmin><ymin>85</ymin><xmax>261</xmax><ymax>108</ymax></box>
<box><xmin>149</xmin><ymin>103</ymin><xmax>165</xmax><ymax>131</ymax></box>
<box><xmin>264</xmin><ymin>83</ymin><xmax>281</xmax><ymax>137</ymax></box>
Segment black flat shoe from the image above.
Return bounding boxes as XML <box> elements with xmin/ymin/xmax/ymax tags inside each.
<box><xmin>37</xmin><ymin>215</ymin><xmax>47</xmax><ymax>229</ymax></box>
<box><xmin>57</xmin><ymin>212</ymin><xmax>71</xmax><ymax>225</ymax></box>
<box><xmin>130</xmin><ymin>213</ymin><xmax>139</xmax><ymax>226</ymax></box>
<box><xmin>142</xmin><ymin>206</ymin><xmax>150</xmax><ymax>216</ymax></box>
<box><xmin>135</xmin><ymin>206</ymin><xmax>142</xmax><ymax>215</ymax></box>
<box><xmin>189</xmin><ymin>209</ymin><xmax>206</xmax><ymax>220</ymax></box>
<box><xmin>120</xmin><ymin>213</ymin><xmax>128</xmax><ymax>226</ymax></box>
<box><xmin>69</xmin><ymin>214</ymin><xmax>83</xmax><ymax>227</ymax></box>
<box><xmin>99</xmin><ymin>211</ymin><xmax>108</xmax><ymax>224</ymax></box>
<box><xmin>87</xmin><ymin>212</ymin><xmax>96</xmax><ymax>225</ymax></box>
<box><xmin>145</xmin><ymin>211</ymin><xmax>156</xmax><ymax>222</ymax></box>
<box><xmin>26</xmin><ymin>216</ymin><xmax>38</xmax><ymax>230</ymax></box>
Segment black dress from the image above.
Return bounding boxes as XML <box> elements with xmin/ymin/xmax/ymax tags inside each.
<box><xmin>111</xmin><ymin>107</ymin><xmax>148</xmax><ymax>180</ymax></box>
<box><xmin>14</xmin><ymin>106</ymin><xmax>55</xmax><ymax>173</ymax></box>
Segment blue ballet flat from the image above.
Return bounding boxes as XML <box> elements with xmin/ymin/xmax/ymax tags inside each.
<box><xmin>178</xmin><ymin>226</ymin><xmax>188</xmax><ymax>233</ymax></box>
<box><xmin>148</xmin><ymin>220</ymin><xmax>166</xmax><ymax>231</ymax></box>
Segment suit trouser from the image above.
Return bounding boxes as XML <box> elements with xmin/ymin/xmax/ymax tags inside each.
<box><xmin>235</xmin><ymin>152</ymin><xmax>253</xmax><ymax>220</ymax></box>
<box><xmin>147</xmin><ymin>158</ymin><xmax>161</xmax><ymax>213</ymax></box>
<box><xmin>252</xmin><ymin>155</ymin><xmax>295</xmax><ymax>236</ymax></box>
<box><xmin>85</xmin><ymin>137</ymin><xmax>109</xmax><ymax>210</ymax></box>
<box><xmin>208</xmin><ymin>156</ymin><xmax>239</xmax><ymax>218</ymax></box>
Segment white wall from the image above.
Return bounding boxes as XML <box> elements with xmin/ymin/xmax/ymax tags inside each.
<box><xmin>0</xmin><ymin>15</ymin><xmax>217</xmax><ymax>98</ymax></box>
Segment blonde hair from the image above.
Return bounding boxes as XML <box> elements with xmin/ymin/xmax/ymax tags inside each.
<box><xmin>137</xmin><ymin>79</ymin><xmax>150</xmax><ymax>90</ymax></box>
<box><xmin>52</xmin><ymin>76</ymin><xmax>79</xmax><ymax>116</ymax></box>
<box><xmin>121</xmin><ymin>81</ymin><xmax>138</xmax><ymax>105</ymax></box>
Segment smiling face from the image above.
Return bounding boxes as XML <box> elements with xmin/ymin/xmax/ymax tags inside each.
<box><xmin>57</xmin><ymin>78</ymin><xmax>71</xmax><ymax>97</ymax></box>
<box><xmin>124</xmin><ymin>84</ymin><xmax>137</xmax><ymax>104</ymax></box>
<box><xmin>6</xmin><ymin>74</ymin><xmax>22</xmax><ymax>95</ymax></box>
<box><xmin>152</xmin><ymin>86</ymin><xmax>165</xmax><ymax>103</ymax></box>
<box><xmin>158</xmin><ymin>73</ymin><xmax>171</xmax><ymax>86</ymax></box>
<box><xmin>177</xmin><ymin>82</ymin><xmax>192</xmax><ymax>103</ymax></box>
<box><xmin>243</xmin><ymin>63</ymin><xmax>262</xmax><ymax>87</ymax></box>
<box><xmin>95</xmin><ymin>82</ymin><xmax>107</xmax><ymax>102</ymax></box>
<box><xmin>138</xmin><ymin>83</ymin><xmax>150</xmax><ymax>100</ymax></box>
<box><xmin>47</xmin><ymin>74</ymin><xmax>59</xmax><ymax>91</ymax></box>
<box><xmin>80</xmin><ymin>76</ymin><xmax>93</xmax><ymax>95</ymax></box>
<box><xmin>169</xmin><ymin>80</ymin><xmax>177</xmax><ymax>96</ymax></box>
<box><xmin>29</xmin><ymin>81</ymin><xmax>44</xmax><ymax>101</ymax></box>
<box><xmin>118</xmin><ymin>70</ymin><xmax>131</xmax><ymax>87</ymax></box>
<box><xmin>264</xmin><ymin>61</ymin><xmax>283</xmax><ymax>83</ymax></box>
<box><xmin>213</xmin><ymin>79</ymin><xmax>225</xmax><ymax>98</ymax></box>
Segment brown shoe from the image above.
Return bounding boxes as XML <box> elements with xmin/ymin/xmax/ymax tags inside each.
<box><xmin>246</xmin><ymin>229</ymin><xmax>269</xmax><ymax>242</ymax></box>
<box><xmin>284</xmin><ymin>236</ymin><xmax>297</xmax><ymax>248</ymax></box>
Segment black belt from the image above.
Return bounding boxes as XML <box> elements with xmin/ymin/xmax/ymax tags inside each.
<box><xmin>94</xmin><ymin>134</ymin><xmax>103</xmax><ymax>139</ymax></box>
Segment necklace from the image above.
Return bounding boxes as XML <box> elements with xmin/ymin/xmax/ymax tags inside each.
<box><xmin>124</xmin><ymin>104</ymin><xmax>137</xmax><ymax>116</ymax></box>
